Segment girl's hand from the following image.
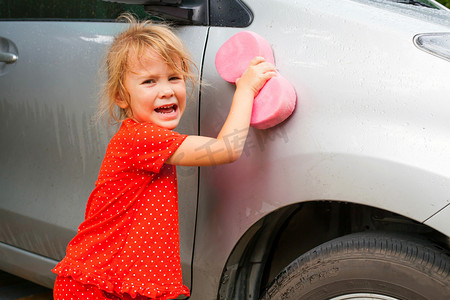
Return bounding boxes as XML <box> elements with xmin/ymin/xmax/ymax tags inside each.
<box><xmin>236</xmin><ymin>57</ymin><xmax>277</xmax><ymax>97</ymax></box>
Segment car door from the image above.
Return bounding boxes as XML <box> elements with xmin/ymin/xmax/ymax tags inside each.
<box><xmin>0</xmin><ymin>0</ymin><xmax>207</xmax><ymax>289</ymax></box>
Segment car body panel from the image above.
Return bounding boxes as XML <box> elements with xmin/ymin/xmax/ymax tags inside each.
<box><xmin>0</xmin><ymin>21</ymin><xmax>208</xmax><ymax>288</ymax></box>
<box><xmin>192</xmin><ymin>0</ymin><xmax>450</xmax><ymax>298</ymax></box>
<box><xmin>425</xmin><ymin>203</ymin><xmax>450</xmax><ymax>237</ymax></box>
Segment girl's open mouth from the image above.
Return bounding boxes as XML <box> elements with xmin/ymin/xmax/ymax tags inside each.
<box><xmin>155</xmin><ymin>104</ymin><xmax>178</xmax><ymax>114</ymax></box>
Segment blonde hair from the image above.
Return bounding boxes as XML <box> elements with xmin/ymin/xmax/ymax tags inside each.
<box><xmin>99</xmin><ymin>13</ymin><xmax>197</xmax><ymax>124</ymax></box>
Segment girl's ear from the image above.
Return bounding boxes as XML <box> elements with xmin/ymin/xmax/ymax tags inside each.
<box><xmin>115</xmin><ymin>93</ymin><xmax>129</xmax><ymax>109</ymax></box>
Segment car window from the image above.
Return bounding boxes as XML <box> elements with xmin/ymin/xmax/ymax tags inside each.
<box><xmin>0</xmin><ymin>0</ymin><xmax>150</xmax><ymax>20</ymax></box>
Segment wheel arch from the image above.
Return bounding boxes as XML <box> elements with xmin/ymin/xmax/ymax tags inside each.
<box><xmin>217</xmin><ymin>200</ymin><xmax>450</xmax><ymax>300</ymax></box>
<box><xmin>208</xmin><ymin>151</ymin><xmax>450</xmax><ymax>299</ymax></box>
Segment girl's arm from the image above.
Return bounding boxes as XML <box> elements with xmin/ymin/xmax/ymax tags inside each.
<box><xmin>166</xmin><ymin>57</ymin><xmax>276</xmax><ymax>166</ymax></box>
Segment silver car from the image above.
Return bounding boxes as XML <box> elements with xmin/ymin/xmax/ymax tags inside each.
<box><xmin>1</xmin><ymin>0</ymin><xmax>450</xmax><ymax>299</ymax></box>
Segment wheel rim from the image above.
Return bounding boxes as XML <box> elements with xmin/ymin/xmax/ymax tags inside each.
<box><xmin>330</xmin><ymin>294</ymin><xmax>399</xmax><ymax>300</ymax></box>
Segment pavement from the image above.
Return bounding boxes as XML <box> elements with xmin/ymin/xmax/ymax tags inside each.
<box><xmin>0</xmin><ymin>271</ymin><xmax>52</xmax><ymax>300</ymax></box>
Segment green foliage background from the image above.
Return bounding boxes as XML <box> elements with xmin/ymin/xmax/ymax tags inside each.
<box><xmin>437</xmin><ymin>0</ymin><xmax>450</xmax><ymax>8</ymax></box>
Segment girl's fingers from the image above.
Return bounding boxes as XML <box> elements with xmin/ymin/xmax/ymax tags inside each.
<box><xmin>250</xmin><ymin>56</ymin><xmax>266</xmax><ymax>64</ymax></box>
<box><xmin>236</xmin><ymin>57</ymin><xmax>277</xmax><ymax>96</ymax></box>
<box><xmin>248</xmin><ymin>57</ymin><xmax>274</xmax><ymax>73</ymax></box>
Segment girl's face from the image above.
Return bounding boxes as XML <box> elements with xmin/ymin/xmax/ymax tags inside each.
<box><xmin>118</xmin><ymin>48</ymin><xmax>186</xmax><ymax>130</ymax></box>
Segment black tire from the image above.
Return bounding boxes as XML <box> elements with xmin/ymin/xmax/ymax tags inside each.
<box><xmin>261</xmin><ymin>232</ymin><xmax>450</xmax><ymax>300</ymax></box>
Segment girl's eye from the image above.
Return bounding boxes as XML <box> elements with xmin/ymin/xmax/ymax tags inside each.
<box><xmin>170</xmin><ymin>76</ymin><xmax>182</xmax><ymax>81</ymax></box>
<box><xmin>142</xmin><ymin>79</ymin><xmax>155</xmax><ymax>84</ymax></box>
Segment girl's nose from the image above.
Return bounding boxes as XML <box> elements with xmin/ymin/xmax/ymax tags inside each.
<box><xmin>158</xmin><ymin>85</ymin><xmax>174</xmax><ymax>98</ymax></box>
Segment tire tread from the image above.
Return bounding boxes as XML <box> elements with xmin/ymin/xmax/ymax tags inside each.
<box><xmin>261</xmin><ymin>231</ymin><xmax>450</xmax><ymax>300</ymax></box>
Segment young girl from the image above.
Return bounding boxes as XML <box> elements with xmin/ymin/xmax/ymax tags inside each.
<box><xmin>52</xmin><ymin>15</ymin><xmax>276</xmax><ymax>300</ymax></box>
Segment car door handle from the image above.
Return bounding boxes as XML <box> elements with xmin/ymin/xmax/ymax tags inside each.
<box><xmin>0</xmin><ymin>52</ymin><xmax>18</xmax><ymax>63</ymax></box>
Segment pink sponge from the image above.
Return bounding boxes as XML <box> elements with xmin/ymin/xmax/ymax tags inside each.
<box><xmin>215</xmin><ymin>31</ymin><xmax>297</xmax><ymax>129</ymax></box>
<box><xmin>251</xmin><ymin>74</ymin><xmax>297</xmax><ymax>129</ymax></box>
<box><xmin>215</xmin><ymin>31</ymin><xmax>275</xmax><ymax>83</ymax></box>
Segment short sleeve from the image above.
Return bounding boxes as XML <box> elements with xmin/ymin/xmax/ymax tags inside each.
<box><xmin>131</xmin><ymin>123</ymin><xmax>187</xmax><ymax>173</ymax></box>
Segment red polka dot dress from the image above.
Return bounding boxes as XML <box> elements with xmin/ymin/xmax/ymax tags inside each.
<box><xmin>52</xmin><ymin>119</ymin><xmax>189</xmax><ymax>299</ymax></box>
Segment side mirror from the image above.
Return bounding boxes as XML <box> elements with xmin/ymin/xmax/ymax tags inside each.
<box><xmin>105</xmin><ymin>0</ymin><xmax>253</xmax><ymax>27</ymax></box>
<box><xmin>145</xmin><ymin>0</ymin><xmax>208</xmax><ymax>25</ymax></box>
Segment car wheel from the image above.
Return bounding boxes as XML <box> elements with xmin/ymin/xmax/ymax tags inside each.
<box><xmin>261</xmin><ymin>231</ymin><xmax>450</xmax><ymax>300</ymax></box>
